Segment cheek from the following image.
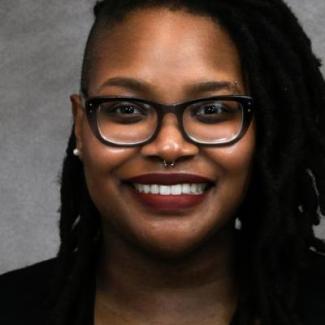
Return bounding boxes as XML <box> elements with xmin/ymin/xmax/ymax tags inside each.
<box><xmin>80</xmin><ymin>118</ymin><xmax>137</xmax><ymax>172</ymax></box>
<box><xmin>204</xmin><ymin>125</ymin><xmax>256</xmax><ymax>210</ymax></box>
<box><xmin>212</xmin><ymin>139</ymin><xmax>255</xmax><ymax>177</ymax></box>
<box><xmin>223</xmin><ymin>121</ymin><xmax>256</xmax><ymax>176</ymax></box>
<box><xmin>79</xmin><ymin>121</ymin><xmax>137</xmax><ymax>206</ymax></box>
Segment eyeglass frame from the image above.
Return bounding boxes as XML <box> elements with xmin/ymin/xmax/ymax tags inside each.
<box><xmin>80</xmin><ymin>94</ymin><xmax>254</xmax><ymax>147</ymax></box>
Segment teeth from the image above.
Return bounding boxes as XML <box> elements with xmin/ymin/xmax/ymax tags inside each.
<box><xmin>133</xmin><ymin>183</ymin><xmax>209</xmax><ymax>195</ymax></box>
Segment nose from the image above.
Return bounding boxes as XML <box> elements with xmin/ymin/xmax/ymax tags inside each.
<box><xmin>140</xmin><ymin>113</ymin><xmax>199</xmax><ymax>164</ymax></box>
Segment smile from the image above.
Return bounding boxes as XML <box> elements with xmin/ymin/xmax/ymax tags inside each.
<box><xmin>124</xmin><ymin>183</ymin><xmax>215</xmax><ymax>212</ymax></box>
<box><xmin>132</xmin><ymin>183</ymin><xmax>211</xmax><ymax>195</ymax></box>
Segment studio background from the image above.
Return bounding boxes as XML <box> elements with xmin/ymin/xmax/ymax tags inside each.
<box><xmin>0</xmin><ymin>0</ymin><xmax>324</xmax><ymax>274</ymax></box>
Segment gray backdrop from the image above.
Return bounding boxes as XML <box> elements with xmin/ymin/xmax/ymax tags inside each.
<box><xmin>0</xmin><ymin>0</ymin><xmax>324</xmax><ymax>274</ymax></box>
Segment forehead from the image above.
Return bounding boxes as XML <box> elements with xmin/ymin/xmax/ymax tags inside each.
<box><xmin>87</xmin><ymin>7</ymin><xmax>244</xmax><ymax>97</ymax></box>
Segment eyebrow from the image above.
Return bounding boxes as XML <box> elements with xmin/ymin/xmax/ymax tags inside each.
<box><xmin>97</xmin><ymin>77</ymin><xmax>241</xmax><ymax>95</ymax></box>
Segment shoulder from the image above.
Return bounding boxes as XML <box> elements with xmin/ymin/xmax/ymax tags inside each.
<box><xmin>298</xmin><ymin>249</ymin><xmax>325</xmax><ymax>324</ymax></box>
<box><xmin>0</xmin><ymin>258</ymin><xmax>57</xmax><ymax>324</ymax></box>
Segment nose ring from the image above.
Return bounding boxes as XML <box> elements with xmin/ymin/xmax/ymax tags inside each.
<box><xmin>162</xmin><ymin>160</ymin><xmax>176</xmax><ymax>168</ymax></box>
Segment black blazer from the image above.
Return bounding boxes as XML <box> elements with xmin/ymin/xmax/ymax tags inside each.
<box><xmin>1</xmin><ymin>250</ymin><xmax>325</xmax><ymax>324</ymax></box>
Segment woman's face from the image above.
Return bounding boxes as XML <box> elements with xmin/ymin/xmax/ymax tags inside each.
<box><xmin>72</xmin><ymin>7</ymin><xmax>256</xmax><ymax>257</ymax></box>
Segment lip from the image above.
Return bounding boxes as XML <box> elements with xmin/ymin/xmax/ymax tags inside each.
<box><xmin>123</xmin><ymin>173</ymin><xmax>215</xmax><ymax>185</ymax></box>
<box><xmin>128</xmin><ymin>189</ymin><xmax>211</xmax><ymax>212</ymax></box>
<box><xmin>122</xmin><ymin>173</ymin><xmax>215</xmax><ymax>212</ymax></box>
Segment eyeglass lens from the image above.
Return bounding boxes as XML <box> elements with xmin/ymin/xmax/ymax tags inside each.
<box><xmin>96</xmin><ymin>99</ymin><xmax>244</xmax><ymax>145</ymax></box>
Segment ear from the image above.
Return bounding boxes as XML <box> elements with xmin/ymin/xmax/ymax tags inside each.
<box><xmin>70</xmin><ymin>94</ymin><xmax>85</xmax><ymax>158</ymax></box>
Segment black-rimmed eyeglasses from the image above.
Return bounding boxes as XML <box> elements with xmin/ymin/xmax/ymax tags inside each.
<box><xmin>81</xmin><ymin>95</ymin><xmax>254</xmax><ymax>147</ymax></box>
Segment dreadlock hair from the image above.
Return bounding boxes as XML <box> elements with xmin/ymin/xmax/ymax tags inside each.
<box><xmin>49</xmin><ymin>1</ymin><xmax>325</xmax><ymax>324</ymax></box>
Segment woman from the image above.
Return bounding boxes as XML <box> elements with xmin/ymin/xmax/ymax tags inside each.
<box><xmin>1</xmin><ymin>0</ymin><xmax>325</xmax><ymax>324</ymax></box>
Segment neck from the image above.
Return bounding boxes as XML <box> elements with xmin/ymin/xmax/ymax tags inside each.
<box><xmin>95</xmin><ymin>226</ymin><xmax>238</xmax><ymax>324</ymax></box>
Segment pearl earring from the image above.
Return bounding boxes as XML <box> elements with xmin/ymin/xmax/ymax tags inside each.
<box><xmin>235</xmin><ymin>217</ymin><xmax>242</xmax><ymax>230</ymax></box>
<box><xmin>73</xmin><ymin>148</ymin><xmax>80</xmax><ymax>156</ymax></box>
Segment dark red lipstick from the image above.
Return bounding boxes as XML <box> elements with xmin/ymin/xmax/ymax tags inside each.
<box><xmin>123</xmin><ymin>173</ymin><xmax>215</xmax><ymax>212</ymax></box>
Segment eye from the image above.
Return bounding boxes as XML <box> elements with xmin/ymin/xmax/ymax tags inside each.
<box><xmin>98</xmin><ymin>100</ymin><xmax>151</xmax><ymax>124</ymax></box>
<box><xmin>196</xmin><ymin>101</ymin><xmax>236</xmax><ymax>114</ymax></box>
<box><xmin>190</xmin><ymin>100</ymin><xmax>239</xmax><ymax>124</ymax></box>
<box><xmin>102</xmin><ymin>101</ymin><xmax>146</xmax><ymax>115</ymax></box>
<box><xmin>197</xmin><ymin>103</ymin><xmax>224</xmax><ymax>115</ymax></box>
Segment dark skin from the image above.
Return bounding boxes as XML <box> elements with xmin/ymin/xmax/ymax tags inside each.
<box><xmin>71</xmin><ymin>7</ymin><xmax>256</xmax><ymax>325</ymax></box>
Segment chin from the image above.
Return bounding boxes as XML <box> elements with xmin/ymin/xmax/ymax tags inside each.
<box><xmin>139</xmin><ymin>241</ymin><xmax>202</xmax><ymax>261</ymax></box>
<box><xmin>132</xmin><ymin>226</ymin><xmax>229</xmax><ymax>261</ymax></box>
